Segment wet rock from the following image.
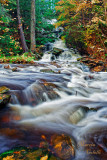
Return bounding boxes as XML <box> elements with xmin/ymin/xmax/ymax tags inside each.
<box><xmin>52</xmin><ymin>47</ymin><xmax>64</xmax><ymax>57</ymax></box>
<box><xmin>4</xmin><ymin>65</ymin><xmax>11</xmax><ymax>69</ymax></box>
<box><xmin>40</xmin><ymin>69</ymin><xmax>54</xmax><ymax>73</ymax></box>
<box><xmin>0</xmin><ymin>86</ymin><xmax>11</xmax><ymax>108</ymax></box>
<box><xmin>45</xmin><ymin>42</ymin><xmax>52</xmax><ymax>51</ymax></box>
<box><xmin>39</xmin><ymin>45</ymin><xmax>46</xmax><ymax>53</ymax></box>
<box><xmin>69</xmin><ymin>108</ymin><xmax>86</xmax><ymax>124</ymax></box>
<box><xmin>30</xmin><ymin>82</ymin><xmax>60</xmax><ymax>104</ymax></box>
<box><xmin>50</xmin><ymin>62</ymin><xmax>61</xmax><ymax>68</ymax></box>
<box><xmin>51</xmin><ymin>134</ymin><xmax>75</xmax><ymax>160</ymax></box>
<box><xmin>0</xmin><ymin>86</ymin><xmax>10</xmax><ymax>94</ymax></box>
<box><xmin>12</xmin><ymin>67</ymin><xmax>17</xmax><ymax>72</ymax></box>
<box><xmin>0</xmin><ymin>94</ymin><xmax>11</xmax><ymax>108</ymax></box>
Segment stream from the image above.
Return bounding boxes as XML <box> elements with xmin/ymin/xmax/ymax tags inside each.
<box><xmin>0</xmin><ymin>40</ymin><xmax>107</xmax><ymax>160</ymax></box>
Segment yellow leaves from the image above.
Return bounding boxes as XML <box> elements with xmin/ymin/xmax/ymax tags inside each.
<box><xmin>76</xmin><ymin>2</ymin><xmax>87</xmax><ymax>12</ymax></box>
<box><xmin>41</xmin><ymin>135</ymin><xmax>46</xmax><ymax>140</ymax></box>
<box><xmin>54</xmin><ymin>141</ymin><xmax>62</xmax><ymax>151</ymax></box>
<box><xmin>0</xmin><ymin>0</ymin><xmax>8</xmax><ymax>4</ymax></box>
<box><xmin>3</xmin><ymin>155</ymin><xmax>15</xmax><ymax>160</ymax></box>
<box><xmin>40</xmin><ymin>155</ymin><xmax>48</xmax><ymax>160</ymax></box>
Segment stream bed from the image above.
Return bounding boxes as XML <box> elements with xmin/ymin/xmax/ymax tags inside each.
<box><xmin>0</xmin><ymin>40</ymin><xmax>107</xmax><ymax>160</ymax></box>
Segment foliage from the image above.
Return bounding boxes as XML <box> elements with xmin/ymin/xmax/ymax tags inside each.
<box><xmin>0</xmin><ymin>0</ymin><xmax>22</xmax><ymax>56</ymax></box>
<box><xmin>20</xmin><ymin>0</ymin><xmax>59</xmax><ymax>46</ymax></box>
<box><xmin>0</xmin><ymin>53</ymin><xmax>35</xmax><ymax>64</ymax></box>
<box><xmin>0</xmin><ymin>134</ymin><xmax>74</xmax><ymax>160</ymax></box>
<box><xmin>55</xmin><ymin>0</ymin><xmax>107</xmax><ymax>59</ymax></box>
<box><xmin>0</xmin><ymin>0</ymin><xmax>59</xmax><ymax>57</ymax></box>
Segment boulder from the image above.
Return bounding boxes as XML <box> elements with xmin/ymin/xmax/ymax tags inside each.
<box><xmin>52</xmin><ymin>47</ymin><xmax>64</xmax><ymax>57</ymax></box>
<box><xmin>40</xmin><ymin>69</ymin><xmax>54</xmax><ymax>73</ymax></box>
<box><xmin>12</xmin><ymin>67</ymin><xmax>17</xmax><ymax>72</ymax></box>
<box><xmin>0</xmin><ymin>86</ymin><xmax>10</xmax><ymax>94</ymax></box>
<box><xmin>51</xmin><ymin>134</ymin><xmax>75</xmax><ymax>160</ymax></box>
<box><xmin>0</xmin><ymin>86</ymin><xmax>11</xmax><ymax>108</ymax></box>
<box><xmin>0</xmin><ymin>94</ymin><xmax>11</xmax><ymax>108</ymax></box>
<box><xmin>39</xmin><ymin>45</ymin><xmax>46</xmax><ymax>53</ymax></box>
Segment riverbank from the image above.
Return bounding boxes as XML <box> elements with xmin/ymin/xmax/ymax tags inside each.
<box><xmin>79</xmin><ymin>55</ymin><xmax>107</xmax><ymax>72</ymax></box>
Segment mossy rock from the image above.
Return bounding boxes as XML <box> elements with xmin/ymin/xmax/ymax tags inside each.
<box><xmin>0</xmin><ymin>94</ymin><xmax>11</xmax><ymax>107</ymax></box>
<box><xmin>0</xmin><ymin>86</ymin><xmax>10</xmax><ymax>94</ymax></box>
<box><xmin>52</xmin><ymin>48</ymin><xmax>64</xmax><ymax>56</ymax></box>
<box><xmin>0</xmin><ymin>86</ymin><xmax>11</xmax><ymax>108</ymax></box>
<box><xmin>40</xmin><ymin>69</ymin><xmax>54</xmax><ymax>73</ymax></box>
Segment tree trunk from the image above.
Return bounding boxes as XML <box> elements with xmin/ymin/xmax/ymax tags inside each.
<box><xmin>17</xmin><ymin>0</ymin><xmax>28</xmax><ymax>53</ymax></box>
<box><xmin>30</xmin><ymin>0</ymin><xmax>36</xmax><ymax>53</ymax></box>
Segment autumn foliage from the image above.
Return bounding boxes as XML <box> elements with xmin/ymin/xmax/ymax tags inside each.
<box><xmin>55</xmin><ymin>0</ymin><xmax>107</xmax><ymax>70</ymax></box>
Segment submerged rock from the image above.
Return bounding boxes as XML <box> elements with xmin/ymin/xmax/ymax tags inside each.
<box><xmin>69</xmin><ymin>107</ymin><xmax>86</xmax><ymax>124</ymax></box>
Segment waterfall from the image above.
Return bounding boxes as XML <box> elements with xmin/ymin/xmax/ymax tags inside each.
<box><xmin>0</xmin><ymin>40</ymin><xmax>106</xmax><ymax>160</ymax></box>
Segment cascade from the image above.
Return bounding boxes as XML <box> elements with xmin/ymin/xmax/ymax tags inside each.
<box><xmin>0</xmin><ymin>40</ymin><xmax>106</xmax><ymax>160</ymax></box>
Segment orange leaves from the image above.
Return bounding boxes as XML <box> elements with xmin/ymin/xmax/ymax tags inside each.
<box><xmin>40</xmin><ymin>155</ymin><xmax>48</xmax><ymax>160</ymax></box>
<box><xmin>0</xmin><ymin>0</ymin><xmax>8</xmax><ymax>4</ymax></box>
<box><xmin>41</xmin><ymin>135</ymin><xmax>46</xmax><ymax>140</ymax></box>
<box><xmin>3</xmin><ymin>155</ymin><xmax>15</xmax><ymax>160</ymax></box>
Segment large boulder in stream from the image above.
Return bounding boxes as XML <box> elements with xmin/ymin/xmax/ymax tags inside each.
<box><xmin>51</xmin><ymin>134</ymin><xmax>75</xmax><ymax>160</ymax></box>
<box><xmin>52</xmin><ymin>47</ymin><xmax>64</xmax><ymax>57</ymax></box>
<box><xmin>0</xmin><ymin>86</ymin><xmax>11</xmax><ymax>108</ymax></box>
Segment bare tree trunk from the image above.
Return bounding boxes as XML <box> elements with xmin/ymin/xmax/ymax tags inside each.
<box><xmin>17</xmin><ymin>0</ymin><xmax>28</xmax><ymax>53</ymax></box>
<box><xmin>30</xmin><ymin>0</ymin><xmax>36</xmax><ymax>53</ymax></box>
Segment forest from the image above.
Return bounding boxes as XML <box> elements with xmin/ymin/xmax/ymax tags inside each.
<box><xmin>0</xmin><ymin>0</ymin><xmax>107</xmax><ymax>160</ymax></box>
<box><xmin>0</xmin><ymin>0</ymin><xmax>107</xmax><ymax>70</ymax></box>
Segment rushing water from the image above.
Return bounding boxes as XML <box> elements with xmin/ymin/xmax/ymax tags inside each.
<box><xmin>0</xmin><ymin>40</ymin><xmax>107</xmax><ymax>159</ymax></box>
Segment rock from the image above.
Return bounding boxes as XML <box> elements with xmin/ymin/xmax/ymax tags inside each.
<box><xmin>69</xmin><ymin>108</ymin><xmax>86</xmax><ymax>124</ymax></box>
<box><xmin>52</xmin><ymin>47</ymin><xmax>64</xmax><ymax>57</ymax></box>
<box><xmin>0</xmin><ymin>86</ymin><xmax>11</xmax><ymax>108</ymax></box>
<box><xmin>0</xmin><ymin>94</ymin><xmax>11</xmax><ymax>108</ymax></box>
<box><xmin>0</xmin><ymin>86</ymin><xmax>10</xmax><ymax>94</ymax></box>
<box><xmin>30</xmin><ymin>82</ymin><xmax>59</xmax><ymax>105</ymax></box>
<box><xmin>50</xmin><ymin>62</ymin><xmax>61</xmax><ymax>68</ymax></box>
<box><xmin>4</xmin><ymin>65</ymin><xmax>11</xmax><ymax>69</ymax></box>
<box><xmin>40</xmin><ymin>69</ymin><xmax>54</xmax><ymax>73</ymax></box>
<box><xmin>51</xmin><ymin>134</ymin><xmax>75</xmax><ymax>160</ymax></box>
<box><xmin>12</xmin><ymin>67</ymin><xmax>17</xmax><ymax>72</ymax></box>
<box><xmin>39</xmin><ymin>45</ymin><xmax>46</xmax><ymax>53</ymax></box>
<box><xmin>45</xmin><ymin>42</ymin><xmax>52</xmax><ymax>51</ymax></box>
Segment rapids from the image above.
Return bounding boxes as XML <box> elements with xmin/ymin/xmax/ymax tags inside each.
<box><xmin>0</xmin><ymin>40</ymin><xmax>107</xmax><ymax>159</ymax></box>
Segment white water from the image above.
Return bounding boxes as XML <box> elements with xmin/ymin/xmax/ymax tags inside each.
<box><xmin>0</xmin><ymin>40</ymin><xmax>107</xmax><ymax>159</ymax></box>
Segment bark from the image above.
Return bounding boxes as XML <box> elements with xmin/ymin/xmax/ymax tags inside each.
<box><xmin>30</xmin><ymin>0</ymin><xmax>36</xmax><ymax>53</ymax></box>
<box><xmin>17</xmin><ymin>0</ymin><xmax>28</xmax><ymax>53</ymax></box>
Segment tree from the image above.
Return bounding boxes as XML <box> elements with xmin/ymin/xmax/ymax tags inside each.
<box><xmin>0</xmin><ymin>0</ymin><xmax>21</xmax><ymax>56</ymax></box>
<box><xmin>30</xmin><ymin>0</ymin><xmax>36</xmax><ymax>53</ymax></box>
<box><xmin>17</xmin><ymin>0</ymin><xmax>28</xmax><ymax>52</ymax></box>
<box><xmin>55</xmin><ymin>0</ymin><xmax>107</xmax><ymax>57</ymax></box>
